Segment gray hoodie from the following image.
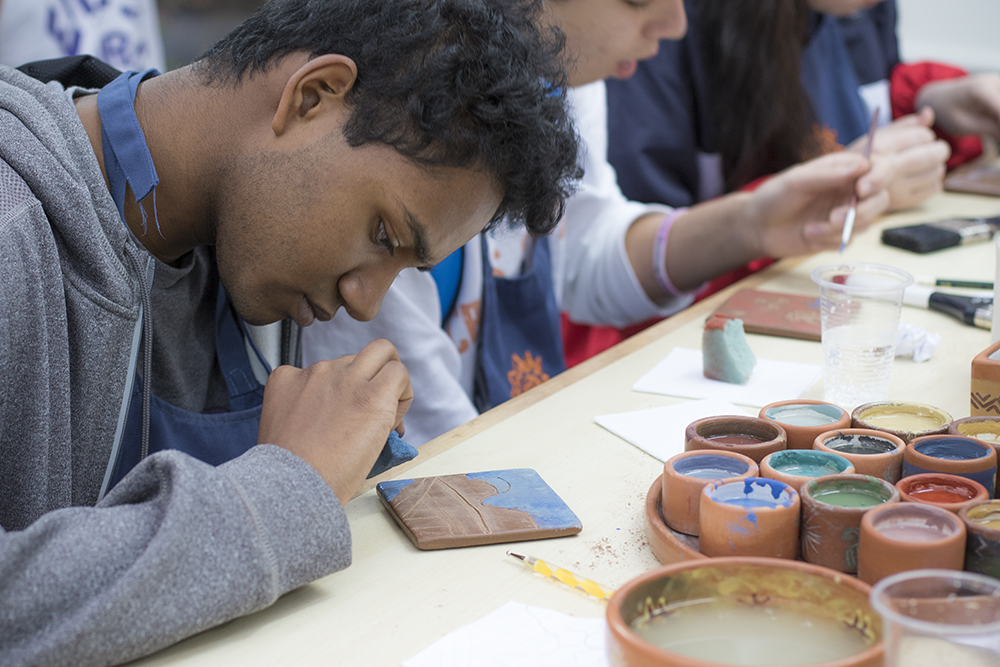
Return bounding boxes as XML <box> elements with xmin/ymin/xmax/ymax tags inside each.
<box><xmin>0</xmin><ymin>66</ymin><xmax>350</xmax><ymax>666</ymax></box>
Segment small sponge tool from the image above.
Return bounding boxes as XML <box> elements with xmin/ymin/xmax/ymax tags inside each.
<box><xmin>703</xmin><ymin>314</ymin><xmax>756</xmax><ymax>384</ymax></box>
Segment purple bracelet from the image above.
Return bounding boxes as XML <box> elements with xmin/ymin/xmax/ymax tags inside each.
<box><xmin>653</xmin><ymin>208</ymin><xmax>688</xmax><ymax>296</ymax></box>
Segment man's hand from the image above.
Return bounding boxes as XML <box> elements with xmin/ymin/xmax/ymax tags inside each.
<box><xmin>741</xmin><ymin>151</ymin><xmax>891</xmax><ymax>257</ymax></box>
<box><xmin>258</xmin><ymin>339</ymin><xmax>413</xmax><ymax>505</ymax></box>
<box><xmin>848</xmin><ymin>110</ymin><xmax>950</xmax><ymax>211</ymax></box>
<box><xmin>916</xmin><ymin>73</ymin><xmax>1000</xmax><ymax>140</ymax></box>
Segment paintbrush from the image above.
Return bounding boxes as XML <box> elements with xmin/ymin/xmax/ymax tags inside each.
<box><xmin>840</xmin><ymin>107</ymin><xmax>880</xmax><ymax>253</ymax></box>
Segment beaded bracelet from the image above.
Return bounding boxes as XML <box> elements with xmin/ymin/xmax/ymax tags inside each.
<box><xmin>652</xmin><ymin>208</ymin><xmax>688</xmax><ymax>296</ymax></box>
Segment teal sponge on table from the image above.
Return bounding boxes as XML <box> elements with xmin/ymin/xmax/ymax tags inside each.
<box><xmin>702</xmin><ymin>314</ymin><xmax>756</xmax><ymax>384</ymax></box>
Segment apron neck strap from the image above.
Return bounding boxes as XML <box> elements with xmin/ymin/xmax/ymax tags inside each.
<box><xmin>97</xmin><ymin>68</ymin><xmax>161</xmax><ymax>232</ymax></box>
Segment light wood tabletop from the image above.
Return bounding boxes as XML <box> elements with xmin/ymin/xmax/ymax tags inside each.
<box><xmin>135</xmin><ymin>191</ymin><xmax>1000</xmax><ymax>666</ymax></box>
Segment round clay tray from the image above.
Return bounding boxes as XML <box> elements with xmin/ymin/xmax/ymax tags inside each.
<box><xmin>644</xmin><ymin>475</ymin><xmax>706</xmax><ymax>564</ymax></box>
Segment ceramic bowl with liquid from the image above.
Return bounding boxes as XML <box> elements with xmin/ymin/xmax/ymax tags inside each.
<box><xmin>902</xmin><ymin>435</ymin><xmax>997</xmax><ymax>497</ymax></box>
<box><xmin>852</xmin><ymin>401</ymin><xmax>952</xmax><ymax>444</ymax></box>
<box><xmin>759</xmin><ymin>449</ymin><xmax>855</xmax><ymax>493</ymax></box>
<box><xmin>896</xmin><ymin>472</ymin><xmax>990</xmax><ymax>514</ymax></box>
<box><xmin>857</xmin><ymin>503</ymin><xmax>967</xmax><ymax>585</ymax></box>
<box><xmin>685</xmin><ymin>416</ymin><xmax>787</xmax><ymax>463</ymax></box>
<box><xmin>814</xmin><ymin>428</ymin><xmax>906</xmax><ymax>483</ymax></box>
<box><xmin>759</xmin><ymin>399</ymin><xmax>850</xmax><ymax>450</ymax></box>
<box><xmin>949</xmin><ymin>415</ymin><xmax>1000</xmax><ymax>451</ymax></box>
<box><xmin>606</xmin><ymin>557</ymin><xmax>883</xmax><ymax>667</ymax></box>
<box><xmin>960</xmin><ymin>499</ymin><xmax>1000</xmax><ymax>578</ymax></box>
<box><xmin>661</xmin><ymin>450</ymin><xmax>759</xmax><ymax>536</ymax></box>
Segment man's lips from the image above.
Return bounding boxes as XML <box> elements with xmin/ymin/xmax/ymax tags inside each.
<box><xmin>294</xmin><ymin>296</ymin><xmax>316</xmax><ymax>328</ymax></box>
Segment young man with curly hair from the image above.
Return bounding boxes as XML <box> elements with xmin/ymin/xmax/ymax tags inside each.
<box><xmin>0</xmin><ymin>0</ymin><xmax>580</xmax><ymax>664</ymax></box>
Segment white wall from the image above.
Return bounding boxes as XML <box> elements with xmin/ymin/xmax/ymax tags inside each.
<box><xmin>897</xmin><ymin>0</ymin><xmax>1000</xmax><ymax>73</ymax></box>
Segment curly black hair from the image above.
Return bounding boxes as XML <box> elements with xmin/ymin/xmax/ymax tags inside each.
<box><xmin>195</xmin><ymin>0</ymin><xmax>581</xmax><ymax>235</ymax></box>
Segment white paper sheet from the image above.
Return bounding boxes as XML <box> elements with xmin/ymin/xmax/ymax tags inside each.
<box><xmin>633</xmin><ymin>347</ymin><xmax>821</xmax><ymax>408</ymax></box>
<box><xmin>403</xmin><ymin>601</ymin><xmax>608</xmax><ymax>667</ymax></box>
<box><xmin>594</xmin><ymin>399</ymin><xmax>753</xmax><ymax>462</ymax></box>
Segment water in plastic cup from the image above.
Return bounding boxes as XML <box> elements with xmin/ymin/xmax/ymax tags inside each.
<box><xmin>871</xmin><ymin>569</ymin><xmax>1000</xmax><ymax>667</ymax></box>
<box><xmin>811</xmin><ymin>263</ymin><xmax>913</xmax><ymax>409</ymax></box>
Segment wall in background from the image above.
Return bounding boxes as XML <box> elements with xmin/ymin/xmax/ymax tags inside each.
<box><xmin>897</xmin><ymin>0</ymin><xmax>1000</xmax><ymax>72</ymax></box>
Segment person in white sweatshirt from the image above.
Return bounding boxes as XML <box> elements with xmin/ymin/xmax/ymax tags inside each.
<box><xmin>303</xmin><ymin>0</ymin><xmax>904</xmax><ymax>445</ymax></box>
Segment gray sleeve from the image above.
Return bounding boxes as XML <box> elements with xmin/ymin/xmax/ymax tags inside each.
<box><xmin>0</xmin><ymin>445</ymin><xmax>350</xmax><ymax>667</ymax></box>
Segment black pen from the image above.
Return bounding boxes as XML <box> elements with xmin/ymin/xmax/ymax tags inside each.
<box><xmin>915</xmin><ymin>276</ymin><xmax>993</xmax><ymax>291</ymax></box>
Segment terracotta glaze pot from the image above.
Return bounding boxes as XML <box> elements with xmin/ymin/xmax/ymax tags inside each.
<box><xmin>857</xmin><ymin>503</ymin><xmax>967</xmax><ymax>585</ymax></box>
<box><xmin>852</xmin><ymin>401</ymin><xmax>952</xmax><ymax>444</ymax></box>
<box><xmin>685</xmin><ymin>416</ymin><xmax>786</xmax><ymax>463</ymax></box>
<box><xmin>645</xmin><ymin>476</ymin><xmax>704</xmax><ymax>565</ymax></box>
<box><xmin>814</xmin><ymin>428</ymin><xmax>906</xmax><ymax>483</ymax></box>
<box><xmin>759</xmin><ymin>449</ymin><xmax>854</xmax><ymax>493</ymax></box>
<box><xmin>661</xmin><ymin>450</ymin><xmax>758</xmax><ymax>536</ymax></box>
<box><xmin>800</xmin><ymin>474</ymin><xmax>899</xmax><ymax>573</ymax></box>
<box><xmin>896</xmin><ymin>472</ymin><xmax>990</xmax><ymax>514</ymax></box>
<box><xmin>960</xmin><ymin>499</ymin><xmax>1000</xmax><ymax>578</ymax></box>
<box><xmin>759</xmin><ymin>399</ymin><xmax>850</xmax><ymax>450</ymax></box>
<box><xmin>698</xmin><ymin>478</ymin><xmax>799</xmax><ymax>559</ymax></box>
<box><xmin>902</xmin><ymin>435</ymin><xmax>997</xmax><ymax>497</ymax></box>
<box><xmin>949</xmin><ymin>415</ymin><xmax>1000</xmax><ymax>453</ymax></box>
<box><xmin>606</xmin><ymin>557</ymin><xmax>883</xmax><ymax>667</ymax></box>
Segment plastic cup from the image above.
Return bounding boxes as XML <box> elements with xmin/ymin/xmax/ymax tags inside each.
<box><xmin>811</xmin><ymin>263</ymin><xmax>913</xmax><ymax>409</ymax></box>
<box><xmin>870</xmin><ymin>569</ymin><xmax>1000</xmax><ymax>667</ymax></box>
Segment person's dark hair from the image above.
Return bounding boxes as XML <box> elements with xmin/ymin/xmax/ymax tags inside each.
<box><xmin>196</xmin><ymin>0</ymin><xmax>581</xmax><ymax>235</ymax></box>
<box><xmin>694</xmin><ymin>0</ymin><xmax>822</xmax><ymax>191</ymax></box>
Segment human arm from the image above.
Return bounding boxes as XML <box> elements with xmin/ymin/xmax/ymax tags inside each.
<box><xmin>0</xmin><ymin>447</ymin><xmax>349</xmax><ymax>667</ymax></box>
<box><xmin>914</xmin><ymin>72</ymin><xmax>1000</xmax><ymax>141</ymax></box>
<box><xmin>891</xmin><ymin>61</ymin><xmax>986</xmax><ymax>168</ymax></box>
<box><xmin>626</xmin><ymin>151</ymin><xmax>890</xmax><ymax>297</ymax></box>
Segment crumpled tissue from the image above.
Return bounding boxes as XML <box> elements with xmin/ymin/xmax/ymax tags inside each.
<box><xmin>895</xmin><ymin>321</ymin><xmax>940</xmax><ymax>363</ymax></box>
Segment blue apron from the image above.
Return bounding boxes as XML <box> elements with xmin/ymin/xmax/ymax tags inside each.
<box><xmin>99</xmin><ymin>69</ymin><xmax>267</xmax><ymax>490</ymax></box>
<box><xmin>801</xmin><ymin>12</ymin><xmax>871</xmax><ymax>145</ymax></box>
<box><xmin>471</xmin><ymin>234</ymin><xmax>565</xmax><ymax>412</ymax></box>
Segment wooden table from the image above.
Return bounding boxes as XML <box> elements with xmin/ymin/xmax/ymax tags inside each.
<box><xmin>136</xmin><ymin>192</ymin><xmax>1000</xmax><ymax>666</ymax></box>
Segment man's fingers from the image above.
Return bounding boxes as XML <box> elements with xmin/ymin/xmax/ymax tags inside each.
<box><xmin>349</xmin><ymin>338</ymin><xmax>403</xmax><ymax>381</ymax></box>
<box><xmin>369</xmin><ymin>358</ymin><xmax>414</xmax><ymax>433</ymax></box>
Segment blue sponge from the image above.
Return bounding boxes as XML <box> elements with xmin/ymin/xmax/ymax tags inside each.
<box><xmin>702</xmin><ymin>314</ymin><xmax>756</xmax><ymax>384</ymax></box>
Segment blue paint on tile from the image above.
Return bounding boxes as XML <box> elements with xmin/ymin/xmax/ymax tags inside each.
<box><xmin>467</xmin><ymin>469</ymin><xmax>581</xmax><ymax>531</ymax></box>
<box><xmin>376</xmin><ymin>478</ymin><xmax>416</xmax><ymax>503</ymax></box>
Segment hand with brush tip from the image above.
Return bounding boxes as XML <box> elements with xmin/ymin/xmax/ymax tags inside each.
<box><xmin>258</xmin><ymin>339</ymin><xmax>413</xmax><ymax>506</ymax></box>
<box><xmin>849</xmin><ymin>108</ymin><xmax>951</xmax><ymax>212</ymax></box>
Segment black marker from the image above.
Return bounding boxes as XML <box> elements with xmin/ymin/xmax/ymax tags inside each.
<box><xmin>904</xmin><ymin>286</ymin><xmax>992</xmax><ymax>330</ymax></box>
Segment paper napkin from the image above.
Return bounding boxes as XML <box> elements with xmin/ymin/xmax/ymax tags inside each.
<box><xmin>633</xmin><ymin>347</ymin><xmax>821</xmax><ymax>408</ymax></box>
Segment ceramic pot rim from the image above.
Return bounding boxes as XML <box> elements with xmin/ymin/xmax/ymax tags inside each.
<box><xmin>815</xmin><ymin>429</ymin><xmax>906</xmax><ymax>458</ymax></box>
<box><xmin>906</xmin><ymin>435</ymin><xmax>997</xmax><ymax>470</ymax></box>
<box><xmin>959</xmin><ymin>499</ymin><xmax>1000</xmax><ymax>536</ymax></box>
<box><xmin>862</xmin><ymin>502</ymin><xmax>965</xmax><ymax>541</ymax></box>
<box><xmin>802</xmin><ymin>474</ymin><xmax>899</xmax><ymax>509</ymax></box>
<box><xmin>703</xmin><ymin>477</ymin><xmax>799</xmax><ymax>509</ymax></box>
<box><xmin>896</xmin><ymin>472</ymin><xmax>989</xmax><ymax>510</ymax></box>
<box><xmin>869</xmin><ymin>568</ymin><xmax>1000</xmax><ymax>636</ymax></box>
<box><xmin>665</xmin><ymin>449</ymin><xmax>758</xmax><ymax>477</ymax></box>
<box><xmin>760</xmin><ymin>399</ymin><xmax>850</xmax><ymax>425</ymax></box>
<box><xmin>851</xmin><ymin>401</ymin><xmax>952</xmax><ymax>439</ymax></box>
<box><xmin>606</xmin><ymin>556</ymin><xmax>882</xmax><ymax>667</ymax></box>
<box><xmin>763</xmin><ymin>449</ymin><xmax>854</xmax><ymax>476</ymax></box>
<box><xmin>950</xmin><ymin>415</ymin><xmax>1000</xmax><ymax>432</ymax></box>
<box><xmin>687</xmin><ymin>415</ymin><xmax>785</xmax><ymax>444</ymax></box>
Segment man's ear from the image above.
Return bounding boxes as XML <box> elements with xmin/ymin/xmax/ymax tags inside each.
<box><xmin>272</xmin><ymin>54</ymin><xmax>358</xmax><ymax>137</ymax></box>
